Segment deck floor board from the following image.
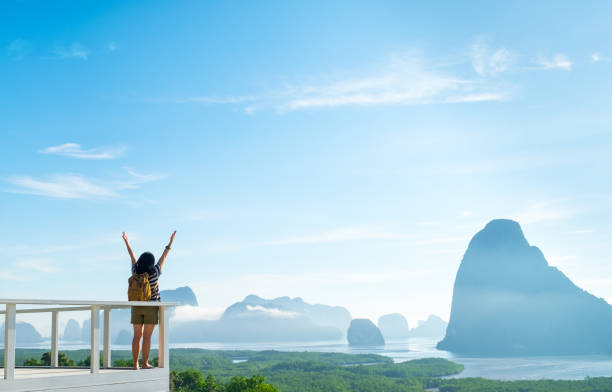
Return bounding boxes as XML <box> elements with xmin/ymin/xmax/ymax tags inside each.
<box><xmin>0</xmin><ymin>367</ymin><xmax>168</xmax><ymax>391</ymax></box>
<box><xmin>4</xmin><ymin>367</ymin><xmax>135</xmax><ymax>379</ymax></box>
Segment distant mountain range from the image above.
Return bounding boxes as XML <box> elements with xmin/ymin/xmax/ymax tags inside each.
<box><xmin>409</xmin><ymin>315</ymin><xmax>447</xmax><ymax>339</ymax></box>
<box><xmin>376</xmin><ymin>313</ymin><xmax>447</xmax><ymax>341</ymax></box>
<box><xmin>12</xmin><ymin>219</ymin><xmax>612</xmax><ymax>355</ymax></box>
<box><xmin>438</xmin><ymin>219</ymin><xmax>612</xmax><ymax>355</ymax></box>
<box><xmin>171</xmin><ymin>295</ymin><xmax>351</xmax><ymax>342</ymax></box>
<box><xmin>0</xmin><ymin>322</ymin><xmax>43</xmax><ymax>343</ymax></box>
<box><xmin>378</xmin><ymin>313</ymin><xmax>409</xmax><ymax>340</ymax></box>
<box><xmin>63</xmin><ymin>286</ymin><xmax>198</xmax><ymax>344</ymax></box>
<box><xmin>8</xmin><ymin>285</ymin><xmax>445</xmax><ymax>346</ymax></box>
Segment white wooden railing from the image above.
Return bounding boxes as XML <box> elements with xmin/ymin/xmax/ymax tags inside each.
<box><xmin>0</xmin><ymin>299</ymin><xmax>178</xmax><ymax>381</ymax></box>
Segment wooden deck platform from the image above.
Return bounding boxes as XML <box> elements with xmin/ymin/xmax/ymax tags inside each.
<box><xmin>0</xmin><ymin>367</ymin><xmax>169</xmax><ymax>391</ymax></box>
<box><xmin>2</xmin><ymin>299</ymin><xmax>178</xmax><ymax>391</ymax></box>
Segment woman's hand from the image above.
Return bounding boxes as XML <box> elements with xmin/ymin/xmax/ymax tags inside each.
<box><xmin>122</xmin><ymin>232</ymin><xmax>129</xmax><ymax>242</ymax></box>
<box><xmin>168</xmin><ymin>230</ymin><xmax>176</xmax><ymax>246</ymax></box>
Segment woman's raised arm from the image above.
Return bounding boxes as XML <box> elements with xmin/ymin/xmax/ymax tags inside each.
<box><xmin>157</xmin><ymin>230</ymin><xmax>176</xmax><ymax>270</ymax></box>
<box><xmin>122</xmin><ymin>232</ymin><xmax>137</xmax><ymax>265</ymax></box>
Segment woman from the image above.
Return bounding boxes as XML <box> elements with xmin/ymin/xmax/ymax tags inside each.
<box><xmin>122</xmin><ymin>230</ymin><xmax>176</xmax><ymax>370</ymax></box>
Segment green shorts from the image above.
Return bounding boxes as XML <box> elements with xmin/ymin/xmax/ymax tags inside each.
<box><xmin>131</xmin><ymin>306</ymin><xmax>159</xmax><ymax>325</ymax></box>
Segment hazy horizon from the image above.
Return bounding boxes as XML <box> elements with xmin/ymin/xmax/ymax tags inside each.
<box><xmin>2</xmin><ymin>1</ymin><xmax>612</xmax><ymax>332</ymax></box>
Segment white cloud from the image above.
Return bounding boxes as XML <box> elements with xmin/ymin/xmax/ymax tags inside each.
<box><xmin>51</xmin><ymin>44</ymin><xmax>89</xmax><ymax>59</ymax></box>
<box><xmin>471</xmin><ymin>40</ymin><xmax>513</xmax><ymax>76</ymax></box>
<box><xmin>209</xmin><ymin>225</ymin><xmax>469</xmax><ymax>253</ymax></box>
<box><xmin>411</xmin><ymin>236</ymin><xmax>471</xmax><ymax>246</ymax></box>
<box><xmin>173</xmin><ymin>305</ymin><xmax>223</xmax><ymax>322</ymax></box>
<box><xmin>245</xmin><ymin>305</ymin><xmax>299</xmax><ymax>318</ymax></box>
<box><xmin>118</xmin><ymin>167</ymin><xmax>167</xmax><ymax>189</ymax></box>
<box><xmin>258</xmin><ymin>225</ymin><xmax>404</xmax><ymax>246</ymax></box>
<box><xmin>280</xmin><ymin>56</ymin><xmax>495</xmax><ymax>111</ymax></box>
<box><xmin>6</xmin><ymin>174</ymin><xmax>117</xmax><ymax>199</ymax></box>
<box><xmin>51</xmin><ymin>43</ymin><xmax>89</xmax><ymax>60</ymax></box>
<box><xmin>590</xmin><ymin>52</ymin><xmax>610</xmax><ymax>63</ymax></box>
<box><xmin>547</xmin><ymin>255</ymin><xmax>577</xmax><ymax>265</ymax></box>
<box><xmin>13</xmin><ymin>259</ymin><xmax>58</xmax><ymax>273</ymax></box>
<box><xmin>0</xmin><ymin>271</ymin><xmax>30</xmax><ymax>282</ymax></box>
<box><xmin>6</xmin><ymin>39</ymin><xmax>31</xmax><ymax>60</ymax></box>
<box><xmin>565</xmin><ymin>229</ymin><xmax>594</xmax><ymax>234</ymax></box>
<box><xmin>515</xmin><ymin>210</ymin><xmax>571</xmax><ymax>225</ymax></box>
<box><xmin>444</xmin><ymin>92</ymin><xmax>506</xmax><ymax>103</ymax></box>
<box><xmin>5</xmin><ymin>169</ymin><xmax>165</xmax><ymax>200</ymax></box>
<box><xmin>429</xmin><ymin>152</ymin><xmax>569</xmax><ymax>176</ymax></box>
<box><xmin>513</xmin><ymin>200</ymin><xmax>577</xmax><ymax>224</ymax></box>
<box><xmin>174</xmin><ymin>96</ymin><xmax>256</xmax><ymax>105</ymax></box>
<box><xmin>415</xmin><ymin>221</ymin><xmax>440</xmax><ymax>226</ymax></box>
<box><xmin>169</xmin><ymin>52</ymin><xmax>508</xmax><ymax>113</ymax></box>
<box><xmin>39</xmin><ymin>143</ymin><xmax>126</xmax><ymax>160</ymax></box>
<box><xmin>535</xmin><ymin>53</ymin><xmax>572</xmax><ymax>70</ymax></box>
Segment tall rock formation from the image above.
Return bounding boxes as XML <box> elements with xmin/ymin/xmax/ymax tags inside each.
<box><xmin>438</xmin><ymin>219</ymin><xmax>612</xmax><ymax>355</ymax></box>
<box><xmin>62</xmin><ymin>319</ymin><xmax>82</xmax><ymax>341</ymax></box>
<box><xmin>347</xmin><ymin>319</ymin><xmax>385</xmax><ymax>346</ymax></box>
<box><xmin>409</xmin><ymin>315</ymin><xmax>447</xmax><ymax>339</ymax></box>
<box><xmin>378</xmin><ymin>313</ymin><xmax>410</xmax><ymax>340</ymax></box>
<box><xmin>160</xmin><ymin>286</ymin><xmax>198</xmax><ymax>306</ymax></box>
<box><xmin>0</xmin><ymin>322</ymin><xmax>43</xmax><ymax>343</ymax></box>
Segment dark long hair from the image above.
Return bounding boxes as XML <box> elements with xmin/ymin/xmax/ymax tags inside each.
<box><xmin>135</xmin><ymin>252</ymin><xmax>156</xmax><ymax>275</ymax></box>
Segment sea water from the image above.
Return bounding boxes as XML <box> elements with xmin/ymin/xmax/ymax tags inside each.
<box><xmin>15</xmin><ymin>337</ymin><xmax>612</xmax><ymax>380</ymax></box>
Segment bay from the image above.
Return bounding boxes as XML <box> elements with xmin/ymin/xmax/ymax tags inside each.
<box><xmin>16</xmin><ymin>337</ymin><xmax>612</xmax><ymax>380</ymax></box>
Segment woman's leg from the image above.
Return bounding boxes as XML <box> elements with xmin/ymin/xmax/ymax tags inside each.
<box><xmin>141</xmin><ymin>324</ymin><xmax>156</xmax><ymax>368</ymax></box>
<box><xmin>132</xmin><ymin>324</ymin><xmax>144</xmax><ymax>369</ymax></box>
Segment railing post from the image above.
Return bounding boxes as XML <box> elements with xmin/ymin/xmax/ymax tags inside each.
<box><xmin>3</xmin><ymin>303</ymin><xmax>16</xmax><ymax>381</ymax></box>
<box><xmin>51</xmin><ymin>310</ymin><xmax>59</xmax><ymax>367</ymax></box>
<box><xmin>90</xmin><ymin>305</ymin><xmax>100</xmax><ymax>373</ymax></box>
<box><xmin>158</xmin><ymin>305</ymin><xmax>169</xmax><ymax>368</ymax></box>
<box><xmin>103</xmin><ymin>306</ymin><xmax>111</xmax><ymax>368</ymax></box>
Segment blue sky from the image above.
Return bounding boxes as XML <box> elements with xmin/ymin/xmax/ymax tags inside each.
<box><xmin>2</xmin><ymin>0</ymin><xmax>612</xmax><ymax>330</ymax></box>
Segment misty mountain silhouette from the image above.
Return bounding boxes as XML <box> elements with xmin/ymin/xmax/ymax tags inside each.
<box><xmin>438</xmin><ymin>219</ymin><xmax>612</xmax><ymax>355</ymax></box>
<box><xmin>0</xmin><ymin>321</ymin><xmax>43</xmax><ymax>343</ymax></box>
<box><xmin>160</xmin><ymin>286</ymin><xmax>198</xmax><ymax>306</ymax></box>
<box><xmin>222</xmin><ymin>295</ymin><xmax>351</xmax><ymax>331</ymax></box>
<box><xmin>409</xmin><ymin>315</ymin><xmax>447</xmax><ymax>339</ymax></box>
<box><xmin>73</xmin><ymin>286</ymin><xmax>197</xmax><ymax>344</ymax></box>
<box><xmin>62</xmin><ymin>319</ymin><xmax>81</xmax><ymax>341</ymax></box>
<box><xmin>378</xmin><ymin>313</ymin><xmax>410</xmax><ymax>340</ymax></box>
<box><xmin>347</xmin><ymin>319</ymin><xmax>385</xmax><ymax>346</ymax></box>
<box><xmin>172</xmin><ymin>295</ymin><xmax>350</xmax><ymax>342</ymax></box>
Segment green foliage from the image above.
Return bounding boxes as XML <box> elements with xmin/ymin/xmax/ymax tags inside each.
<box><xmin>22</xmin><ymin>351</ymin><xmax>75</xmax><ymax>367</ymax></box>
<box><xmin>23</xmin><ymin>357</ymin><xmax>43</xmax><ymax>366</ymax></box>
<box><xmin>170</xmin><ymin>370</ymin><xmax>277</xmax><ymax>392</ymax></box>
<box><xmin>226</xmin><ymin>374</ymin><xmax>278</xmax><ymax>392</ymax></box>
<box><xmin>167</xmin><ymin>350</ymin><xmax>460</xmax><ymax>392</ymax></box>
<box><xmin>14</xmin><ymin>348</ymin><xmax>612</xmax><ymax>391</ymax></box>
<box><xmin>113</xmin><ymin>358</ymin><xmax>134</xmax><ymax>367</ymax></box>
<box><xmin>77</xmin><ymin>354</ymin><xmax>104</xmax><ymax>367</ymax></box>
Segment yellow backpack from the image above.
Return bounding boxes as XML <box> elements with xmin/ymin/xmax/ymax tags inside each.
<box><xmin>128</xmin><ymin>272</ymin><xmax>152</xmax><ymax>301</ymax></box>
